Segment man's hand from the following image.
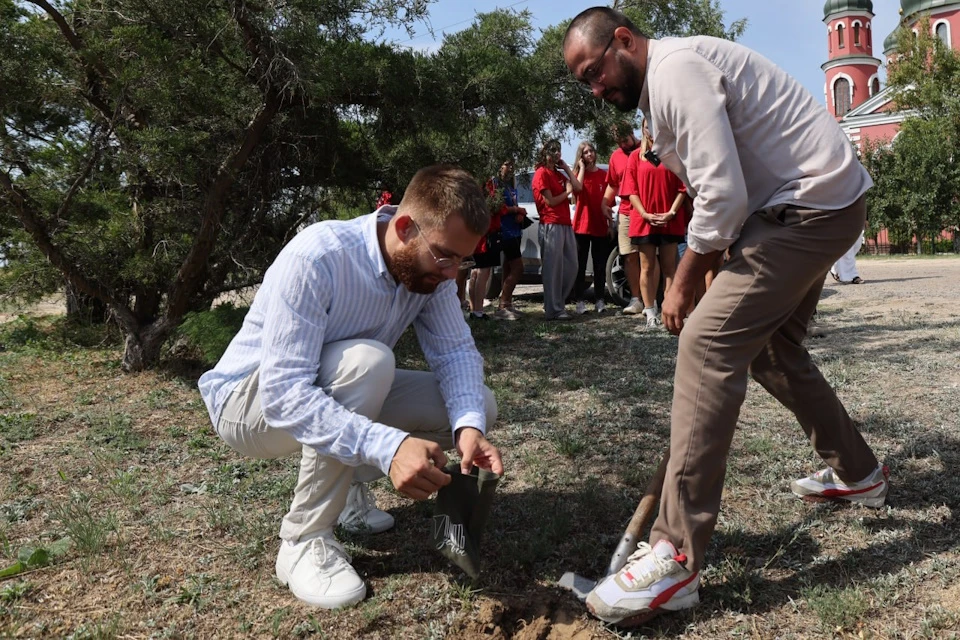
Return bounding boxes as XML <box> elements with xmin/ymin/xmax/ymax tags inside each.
<box><xmin>388</xmin><ymin>437</ymin><xmax>452</xmax><ymax>500</ymax></box>
<box><xmin>661</xmin><ymin>282</ymin><xmax>695</xmax><ymax>335</ymax></box>
<box><xmin>455</xmin><ymin>427</ymin><xmax>504</xmax><ymax>476</ymax></box>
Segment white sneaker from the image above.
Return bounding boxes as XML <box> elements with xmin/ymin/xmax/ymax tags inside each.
<box><xmin>493</xmin><ymin>307</ymin><xmax>520</xmax><ymax>321</ymax></box>
<box><xmin>623</xmin><ymin>298</ymin><xmax>643</xmax><ymax>315</ymax></box>
<box><xmin>275</xmin><ymin>534</ymin><xmax>367</xmax><ymax>608</ymax></box>
<box><xmin>586</xmin><ymin>540</ymin><xmax>699</xmax><ymax>626</ymax></box>
<box><xmin>791</xmin><ymin>465</ymin><xmax>889</xmax><ymax>508</ymax></box>
<box><xmin>645</xmin><ymin>314</ymin><xmax>662</xmax><ymax>329</ymax></box>
<box><xmin>595</xmin><ymin>300</ymin><xmax>606</xmax><ymax>313</ymax></box>
<box><xmin>337</xmin><ymin>483</ymin><xmax>395</xmax><ymax>534</ymax></box>
<box><xmin>575</xmin><ymin>301</ymin><xmax>588</xmax><ymax>315</ymax></box>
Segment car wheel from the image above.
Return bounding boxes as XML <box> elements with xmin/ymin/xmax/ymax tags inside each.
<box><xmin>605</xmin><ymin>247</ymin><xmax>630</xmax><ymax>307</ymax></box>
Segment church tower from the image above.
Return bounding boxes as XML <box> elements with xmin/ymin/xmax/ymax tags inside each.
<box><xmin>822</xmin><ymin>0</ymin><xmax>882</xmax><ymax>120</ymax></box>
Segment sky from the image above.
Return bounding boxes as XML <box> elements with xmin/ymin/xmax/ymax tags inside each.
<box><xmin>379</xmin><ymin>0</ymin><xmax>904</xmax><ymax>156</ymax></box>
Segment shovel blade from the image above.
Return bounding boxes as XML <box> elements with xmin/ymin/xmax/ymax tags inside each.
<box><xmin>558</xmin><ymin>571</ymin><xmax>597</xmax><ymax>602</ymax></box>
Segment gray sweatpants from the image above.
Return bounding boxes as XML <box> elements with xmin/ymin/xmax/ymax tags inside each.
<box><xmin>539</xmin><ymin>223</ymin><xmax>578</xmax><ymax>318</ymax></box>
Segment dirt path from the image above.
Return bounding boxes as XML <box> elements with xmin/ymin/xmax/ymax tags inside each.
<box><xmin>816</xmin><ymin>255</ymin><xmax>960</xmax><ymax>318</ymax></box>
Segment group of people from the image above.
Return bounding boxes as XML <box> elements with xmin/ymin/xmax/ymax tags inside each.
<box><xmin>197</xmin><ymin>5</ymin><xmax>888</xmax><ymax>630</ymax></box>
<box><xmin>461</xmin><ymin>121</ymin><xmax>708</xmax><ymax>323</ymax></box>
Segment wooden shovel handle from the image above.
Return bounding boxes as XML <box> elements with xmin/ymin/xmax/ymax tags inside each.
<box><xmin>604</xmin><ymin>449</ymin><xmax>671</xmax><ymax>577</ymax></box>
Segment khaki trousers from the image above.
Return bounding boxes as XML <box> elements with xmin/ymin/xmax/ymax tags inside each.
<box><xmin>215</xmin><ymin>339</ymin><xmax>497</xmax><ymax>542</ymax></box>
<box><xmin>650</xmin><ymin>196</ymin><xmax>878</xmax><ymax>573</ymax></box>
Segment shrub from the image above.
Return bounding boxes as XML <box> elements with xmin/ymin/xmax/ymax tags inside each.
<box><xmin>176</xmin><ymin>304</ymin><xmax>249</xmax><ymax>365</ymax></box>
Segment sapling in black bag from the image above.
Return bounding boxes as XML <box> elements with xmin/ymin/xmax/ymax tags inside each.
<box><xmin>431</xmin><ymin>463</ymin><xmax>500</xmax><ymax>579</ymax></box>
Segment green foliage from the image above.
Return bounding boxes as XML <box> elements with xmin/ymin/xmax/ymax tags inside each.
<box><xmin>0</xmin><ymin>317</ymin><xmax>43</xmax><ymax>347</ymax></box>
<box><xmin>0</xmin><ymin>0</ymin><xmax>744</xmax><ymax>369</ymax></box>
<box><xmin>864</xmin><ymin>17</ymin><xmax>960</xmax><ymax>253</ymax></box>
<box><xmin>802</xmin><ymin>583</ymin><xmax>872</xmax><ymax>633</ymax></box>
<box><xmin>0</xmin><ymin>412</ymin><xmax>37</xmax><ymax>444</ymax></box>
<box><xmin>177</xmin><ymin>303</ymin><xmax>249</xmax><ymax>365</ymax></box>
<box><xmin>51</xmin><ymin>492</ymin><xmax>118</xmax><ymax>556</ymax></box>
<box><xmin>0</xmin><ymin>537</ymin><xmax>71</xmax><ymax>579</ymax></box>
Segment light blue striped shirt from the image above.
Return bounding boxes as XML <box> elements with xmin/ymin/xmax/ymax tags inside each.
<box><xmin>198</xmin><ymin>209</ymin><xmax>487</xmax><ymax>475</ymax></box>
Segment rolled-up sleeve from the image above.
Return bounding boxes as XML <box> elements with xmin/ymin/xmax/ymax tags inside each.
<box><xmin>652</xmin><ymin>49</ymin><xmax>749</xmax><ymax>254</ymax></box>
<box><xmin>257</xmin><ymin>252</ymin><xmax>407</xmax><ymax>475</ymax></box>
<box><xmin>414</xmin><ymin>283</ymin><xmax>487</xmax><ymax>436</ymax></box>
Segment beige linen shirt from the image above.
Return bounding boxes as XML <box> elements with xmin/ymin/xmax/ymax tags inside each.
<box><xmin>638</xmin><ymin>36</ymin><xmax>872</xmax><ymax>254</ymax></box>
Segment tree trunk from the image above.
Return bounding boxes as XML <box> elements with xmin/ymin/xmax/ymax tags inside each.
<box><xmin>65</xmin><ymin>279</ymin><xmax>107</xmax><ymax>323</ymax></box>
<box><xmin>121</xmin><ymin>319</ymin><xmax>171</xmax><ymax>372</ymax></box>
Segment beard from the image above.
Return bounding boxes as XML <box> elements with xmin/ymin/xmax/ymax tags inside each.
<box><xmin>391</xmin><ymin>242</ymin><xmax>442</xmax><ymax>295</ymax></box>
<box><xmin>605</xmin><ymin>54</ymin><xmax>644</xmax><ymax>113</ymax></box>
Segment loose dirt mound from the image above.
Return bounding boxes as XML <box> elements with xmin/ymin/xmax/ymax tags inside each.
<box><xmin>449</xmin><ymin>595</ymin><xmax>602</xmax><ymax>640</ymax></box>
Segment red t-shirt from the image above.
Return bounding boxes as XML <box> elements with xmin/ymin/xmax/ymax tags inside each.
<box><xmin>533</xmin><ymin>167</ymin><xmax>571</xmax><ymax>226</ymax></box>
<box><xmin>573</xmin><ymin>168</ymin><xmax>609</xmax><ymax>236</ymax></box>
<box><xmin>606</xmin><ymin>147</ymin><xmax>636</xmax><ymax>218</ymax></box>
<box><xmin>622</xmin><ymin>150</ymin><xmax>688</xmax><ymax>238</ymax></box>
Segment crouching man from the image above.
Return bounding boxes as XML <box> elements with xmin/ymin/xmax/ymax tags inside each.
<box><xmin>198</xmin><ymin>164</ymin><xmax>504</xmax><ymax>608</ymax></box>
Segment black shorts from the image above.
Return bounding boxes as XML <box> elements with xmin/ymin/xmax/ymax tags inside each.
<box><xmin>631</xmin><ymin>234</ymin><xmax>684</xmax><ymax>247</ymax></box>
<box><xmin>473</xmin><ymin>238</ymin><xmax>502</xmax><ymax>268</ymax></box>
<box><xmin>501</xmin><ymin>236</ymin><xmax>522</xmax><ymax>262</ymax></box>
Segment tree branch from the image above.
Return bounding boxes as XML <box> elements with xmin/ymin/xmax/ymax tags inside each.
<box><xmin>0</xmin><ymin>169</ymin><xmax>139</xmax><ymax>333</ymax></box>
<box><xmin>165</xmin><ymin>91</ymin><xmax>280</xmax><ymax>320</ymax></box>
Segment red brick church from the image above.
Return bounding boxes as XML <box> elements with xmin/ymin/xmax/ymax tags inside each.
<box><xmin>823</xmin><ymin>0</ymin><xmax>959</xmax><ymax>143</ymax></box>
<box><xmin>822</xmin><ymin>0</ymin><xmax>959</xmax><ymax>251</ymax></box>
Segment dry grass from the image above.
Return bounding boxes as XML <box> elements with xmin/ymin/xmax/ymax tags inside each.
<box><xmin>1</xmin><ymin>255</ymin><xmax>959</xmax><ymax>639</ymax></box>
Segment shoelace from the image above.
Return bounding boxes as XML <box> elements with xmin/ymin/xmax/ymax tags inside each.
<box><xmin>310</xmin><ymin>537</ymin><xmax>352</xmax><ymax>569</ymax></box>
<box><xmin>621</xmin><ymin>543</ymin><xmax>664</xmax><ymax>580</ymax></box>
<box><xmin>621</xmin><ymin>543</ymin><xmax>687</xmax><ymax>582</ymax></box>
<box><xmin>354</xmin><ymin>483</ymin><xmax>374</xmax><ymax>515</ymax></box>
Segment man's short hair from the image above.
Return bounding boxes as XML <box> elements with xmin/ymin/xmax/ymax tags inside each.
<box><xmin>610</xmin><ymin>120</ymin><xmax>636</xmax><ymax>142</ymax></box>
<box><xmin>564</xmin><ymin>7</ymin><xmax>643</xmax><ymax>51</ymax></box>
<box><xmin>398</xmin><ymin>165</ymin><xmax>490</xmax><ymax>236</ymax></box>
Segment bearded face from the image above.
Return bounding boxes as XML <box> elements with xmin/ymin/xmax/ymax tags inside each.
<box><xmin>606</xmin><ymin>53</ymin><xmax>644</xmax><ymax>113</ymax></box>
<box><xmin>390</xmin><ymin>239</ymin><xmax>444</xmax><ymax>295</ymax></box>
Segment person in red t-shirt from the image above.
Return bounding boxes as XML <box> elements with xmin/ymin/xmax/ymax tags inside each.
<box><xmin>571</xmin><ymin>141</ymin><xmax>612</xmax><ymax>314</ymax></box>
<box><xmin>622</xmin><ymin>119</ymin><xmax>689</xmax><ymax>328</ymax></box>
<box><xmin>602</xmin><ymin>124</ymin><xmax>647</xmax><ymax>315</ymax></box>
<box><xmin>533</xmin><ymin>139</ymin><xmax>581</xmax><ymax>320</ymax></box>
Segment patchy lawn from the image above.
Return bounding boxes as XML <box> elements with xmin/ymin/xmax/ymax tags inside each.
<box><xmin>1</xmin><ymin>255</ymin><xmax>959</xmax><ymax>639</ymax></box>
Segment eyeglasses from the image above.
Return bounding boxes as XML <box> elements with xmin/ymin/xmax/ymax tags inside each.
<box><xmin>411</xmin><ymin>219</ymin><xmax>474</xmax><ymax>270</ymax></box>
<box><xmin>581</xmin><ymin>33</ymin><xmax>617</xmax><ymax>86</ymax></box>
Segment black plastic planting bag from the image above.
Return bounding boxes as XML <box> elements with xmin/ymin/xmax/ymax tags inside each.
<box><xmin>431</xmin><ymin>463</ymin><xmax>500</xmax><ymax>579</ymax></box>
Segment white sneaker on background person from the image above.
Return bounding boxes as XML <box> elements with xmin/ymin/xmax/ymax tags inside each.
<box><xmin>595</xmin><ymin>299</ymin><xmax>606</xmax><ymax>313</ymax></box>
<box><xmin>275</xmin><ymin>532</ymin><xmax>367</xmax><ymax>608</ymax></box>
<box><xmin>337</xmin><ymin>482</ymin><xmax>395</xmax><ymax>534</ymax></box>
<box><xmin>576</xmin><ymin>300</ymin><xmax>588</xmax><ymax>315</ymax></box>
<box><xmin>623</xmin><ymin>297</ymin><xmax>643</xmax><ymax>315</ymax></box>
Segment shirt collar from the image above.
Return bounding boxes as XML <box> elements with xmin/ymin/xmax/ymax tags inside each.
<box><xmin>638</xmin><ymin>38</ymin><xmax>655</xmax><ymax>121</ymax></box>
<box><xmin>366</xmin><ymin>206</ymin><xmax>396</xmax><ymax>279</ymax></box>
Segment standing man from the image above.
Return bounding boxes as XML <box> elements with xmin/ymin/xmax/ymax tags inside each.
<box><xmin>199</xmin><ymin>165</ymin><xmax>503</xmax><ymax>610</ymax></box>
<box><xmin>564</xmin><ymin>8</ymin><xmax>887</xmax><ymax>626</ymax></box>
<box><xmin>603</xmin><ymin>124</ymin><xmax>644</xmax><ymax>315</ymax></box>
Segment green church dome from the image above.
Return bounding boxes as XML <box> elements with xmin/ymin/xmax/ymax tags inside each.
<box><xmin>901</xmin><ymin>0</ymin><xmax>960</xmax><ymax>21</ymax></box>
<box><xmin>883</xmin><ymin>28</ymin><xmax>899</xmax><ymax>54</ymax></box>
<box><xmin>823</xmin><ymin>0</ymin><xmax>874</xmax><ymax>20</ymax></box>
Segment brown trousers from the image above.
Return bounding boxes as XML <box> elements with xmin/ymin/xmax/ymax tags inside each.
<box><xmin>650</xmin><ymin>195</ymin><xmax>878</xmax><ymax>573</ymax></box>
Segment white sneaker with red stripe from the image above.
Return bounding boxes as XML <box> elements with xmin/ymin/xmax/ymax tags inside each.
<box><xmin>790</xmin><ymin>465</ymin><xmax>889</xmax><ymax>508</ymax></box>
<box><xmin>585</xmin><ymin>540</ymin><xmax>699</xmax><ymax>626</ymax></box>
